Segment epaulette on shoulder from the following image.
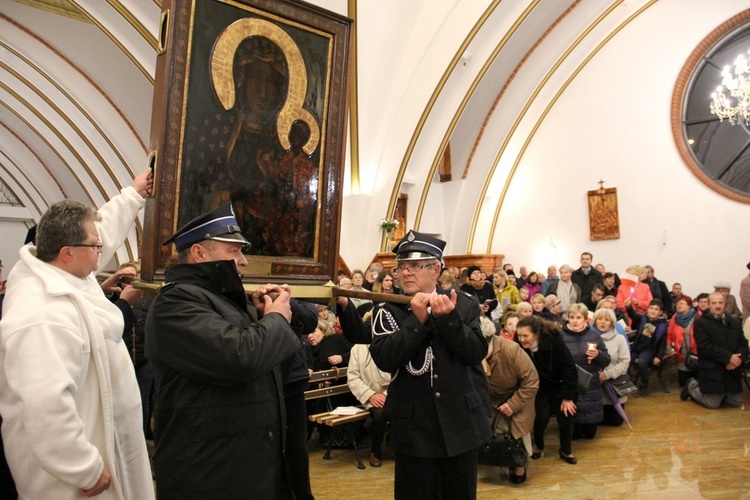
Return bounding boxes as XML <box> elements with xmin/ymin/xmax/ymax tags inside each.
<box><xmin>160</xmin><ymin>281</ymin><xmax>178</xmax><ymax>292</ymax></box>
<box><xmin>459</xmin><ymin>290</ymin><xmax>473</xmax><ymax>298</ymax></box>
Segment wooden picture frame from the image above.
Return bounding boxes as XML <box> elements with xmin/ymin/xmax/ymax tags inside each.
<box><xmin>142</xmin><ymin>0</ymin><xmax>351</xmax><ymax>285</ymax></box>
<box><xmin>587</xmin><ymin>187</ymin><xmax>620</xmax><ymax>240</ymax></box>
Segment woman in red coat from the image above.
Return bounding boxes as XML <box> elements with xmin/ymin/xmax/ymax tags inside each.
<box><xmin>666</xmin><ymin>295</ymin><xmax>698</xmax><ymax>387</ymax></box>
<box><xmin>616</xmin><ymin>265</ymin><xmax>653</xmax><ymax>321</ymax></box>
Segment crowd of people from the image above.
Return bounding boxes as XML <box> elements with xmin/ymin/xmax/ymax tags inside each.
<box><xmin>0</xmin><ymin>181</ymin><xmax>748</xmax><ymax>499</ymax></box>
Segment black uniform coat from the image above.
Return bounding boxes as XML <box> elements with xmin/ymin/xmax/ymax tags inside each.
<box><xmin>145</xmin><ymin>260</ymin><xmax>301</xmax><ymax>500</ymax></box>
<box><xmin>694</xmin><ymin>312</ymin><xmax>748</xmax><ymax>395</ymax></box>
<box><xmin>368</xmin><ymin>289</ymin><xmax>492</xmax><ymax>458</ymax></box>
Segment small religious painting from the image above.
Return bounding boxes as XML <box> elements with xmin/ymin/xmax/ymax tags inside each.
<box><xmin>587</xmin><ymin>185</ymin><xmax>620</xmax><ymax>240</ymax></box>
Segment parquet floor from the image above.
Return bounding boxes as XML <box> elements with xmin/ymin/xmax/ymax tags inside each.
<box><xmin>308</xmin><ymin>365</ymin><xmax>750</xmax><ymax>499</ymax></box>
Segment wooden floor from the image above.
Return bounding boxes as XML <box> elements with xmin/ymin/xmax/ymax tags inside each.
<box><xmin>308</xmin><ymin>365</ymin><xmax>750</xmax><ymax>499</ymax></box>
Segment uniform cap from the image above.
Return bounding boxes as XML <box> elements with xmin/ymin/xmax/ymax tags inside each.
<box><xmin>163</xmin><ymin>203</ymin><xmax>250</xmax><ymax>252</ymax></box>
<box><xmin>393</xmin><ymin>230</ymin><xmax>445</xmax><ymax>262</ymax></box>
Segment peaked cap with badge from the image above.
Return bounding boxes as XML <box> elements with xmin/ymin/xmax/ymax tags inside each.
<box><xmin>393</xmin><ymin>230</ymin><xmax>445</xmax><ymax>262</ymax></box>
<box><xmin>163</xmin><ymin>203</ymin><xmax>250</xmax><ymax>252</ymax></box>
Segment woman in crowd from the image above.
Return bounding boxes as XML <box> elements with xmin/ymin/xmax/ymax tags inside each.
<box><xmin>522</xmin><ymin>272</ymin><xmax>541</xmax><ymax>298</ymax></box>
<box><xmin>591</xmin><ymin>308</ymin><xmax>631</xmax><ymax>426</ymax></box>
<box><xmin>617</xmin><ymin>265</ymin><xmax>653</xmax><ymax>319</ymax></box>
<box><xmin>485</xmin><ymin>335</ymin><xmax>540</xmax><ymax>484</ymax></box>
<box><xmin>347</xmin><ymin>344</ymin><xmax>391</xmax><ymax>467</ymax></box>
<box><xmin>596</xmin><ymin>295</ymin><xmax>627</xmax><ymax>336</ymax></box>
<box><xmin>500</xmin><ymin>313</ymin><xmax>519</xmax><ymax>341</ymax></box>
<box><xmin>628</xmin><ymin>299</ymin><xmax>668</xmax><ymax>397</ymax></box>
<box><xmin>545</xmin><ymin>265</ymin><xmax>580</xmax><ymax>320</ymax></box>
<box><xmin>308</xmin><ymin>320</ymin><xmax>352</xmax><ymax>372</ymax></box>
<box><xmin>438</xmin><ymin>269</ymin><xmax>457</xmax><ymax>291</ymax></box>
<box><xmin>695</xmin><ymin>293</ymin><xmax>709</xmax><ymax>316</ymax></box>
<box><xmin>372</xmin><ymin>270</ymin><xmax>398</xmax><ymax>294</ymax></box>
<box><xmin>516</xmin><ymin>302</ymin><xmax>533</xmax><ymax>320</ymax></box>
<box><xmin>461</xmin><ymin>265</ymin><xmax>496</xmax><ymax>316</ymax></box>
<box><xmin>531</xmin><ymin>293</ymin><xmax>551</xmax><ymax>320</ymax></box>
<box><xmin>543</xmin><ymin>294</ymin><xmax>563</xmax><ymax>326</ymax></box>
<box><xmin>518</xmin><ymin>287</ymin><xmax>531</xmax><ymax>303</ymax></box>
<box><xmin>516</xmin><ymin>316</ymin><xmax>579</xmax><ymax>465</ymax></box>
<box><xmin>666</xmin><ymin>295</ymin><xmax>698</xmax><ymax>387</ymax></box>
<box><xmin>350</xmin><ymin>269</ymin><xmax>366</xmax><ymax>291</ymax></box>
<box><xmin>562</xmin><ymin>304</ymin><xmax>610</xmax><ymax>440</ymax></box>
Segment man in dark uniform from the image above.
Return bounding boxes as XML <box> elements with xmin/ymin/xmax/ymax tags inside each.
<box><xmin>337</xmin><ymin>230</ymin><xmax>492</xmax><ymax>499</ymax></box>
<box><xmin>146</xmin><ymin>204</ymin><xmax>303</xmax><ymax>499</ymax></box>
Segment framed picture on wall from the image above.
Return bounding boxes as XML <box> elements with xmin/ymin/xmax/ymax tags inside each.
<box><xmin>141</xmin><ymin>0</ymin><xmax>351</xmax><ymax>285</ymax></box>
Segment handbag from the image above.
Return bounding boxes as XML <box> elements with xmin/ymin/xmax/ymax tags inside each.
<box><xmin>576</xmin><ymin>365</ymin><xmax>593</xmax><ymax>394</ymax></box>
<box><xmin>609</xmin><ymin>373</ymin><xmax>638</xmax><ymax>397</ymax></box>
<box><xmin>477</xmin><ymin>415</ymin><xmax>527</xmax><ymax>468</ymax></box>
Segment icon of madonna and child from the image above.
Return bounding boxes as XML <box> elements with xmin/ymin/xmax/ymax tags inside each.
<box><xmin>178</xmin><ymin>19</ymin><xmax>328</xmax><ymax>259</ymax></box>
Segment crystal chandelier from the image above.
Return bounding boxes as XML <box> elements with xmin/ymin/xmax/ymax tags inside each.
<box><xmin>710</xmin><ymin>51</ymin><xmax>750</xmax><ymax>125</ymax></box>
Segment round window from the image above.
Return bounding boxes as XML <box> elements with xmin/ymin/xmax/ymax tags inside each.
<box><xmin>672</xmin><ymin>10</ymin><xmax>750</xmax><ymax>203</ymax></box>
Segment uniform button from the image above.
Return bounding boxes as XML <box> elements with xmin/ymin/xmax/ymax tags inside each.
<box><xmin>433</xmin><ymin>374</ymin><xmax>439</xmax><ymax>379</ymax></box>
<box><xmin>435</xmin><ymin>392</ymin><xmax>441</xmax><ymax>398</ymax></box>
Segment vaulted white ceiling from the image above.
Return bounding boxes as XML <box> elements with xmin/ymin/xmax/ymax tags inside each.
<box><xmin>0</xmin><ymin>0</ymin><xmax>745</xmax><ymax>267</ymax></box>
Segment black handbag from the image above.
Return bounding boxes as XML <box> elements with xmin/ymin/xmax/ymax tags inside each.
<box><xmin>609</xmin><ymin>373</ymin><xmax>638</xmax><ymax>397</ymax></box>
<box><xmin>477</xmin><ymin>415</ymin><xmax>527</xmax><ymax>468</ymax></box>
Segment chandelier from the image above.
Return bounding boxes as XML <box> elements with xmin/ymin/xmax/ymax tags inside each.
<box><xmin>710</xmin><ymin>51</ymin><xmax>750</xmax><ymax>125</ymax></box>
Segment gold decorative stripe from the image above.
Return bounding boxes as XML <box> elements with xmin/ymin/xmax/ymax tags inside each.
<box><xmin>411</xmin><ymin>0</ymin><xmax>540</xmax><ymax>233</ymax></box>
<box><xmin>0</xmin><ymin>120</ymin><xmax>67</xmax><ymax>198</ymax></box>
<box><xmin>467</xmin><ymin>0</ymin><xmax>594</xmax><ymax>250</ymax></box>
<box><xmin>482</xmin><ymin>0</ymin><xmax>657</xmax><ymax>253</ymax></box>
<box><xmin>0</xmin><ymin>14</ymin><xmax>148</xmax><ymax>154</ymax></box>
<box><xmin>2</xmin><ymin>61</ymin><xmax>129</xmax><ymax>196</ymax></box>
<box><xmin>348</xmin><ymin>0</ymin><xmax>360</xmax><ymax>192</ymax></box>
<box><xmin>383</xmin><ymin>0</ymin><xmax>502</xmax><ymax>250</ymax></box>
<box><xmin>0</xmin><ymin>85</ymin><xmax>98</xmax><ymax>205</ymax></box>
<box><xmin>1</xmin><ymin>41</ymin><xmax>136</xmax><ymax>179</ymax></box>
<box><xmin>0</xmin><ymin>83</ymin><xmax>135</xmax><ymax>261</ymax></box>
<box><xmin>464</xmin><ymin>0</ymin><xmax>582</xmax><ymax>179</ymax></box>
<box><xmin>7</xmin><ymin>0</ymin><xmax>89</xmax><ymax>22</ymax></box>
<box><xmin>65</xmin><ymin>0</ymin><xmax>155</xmax><ymax>85</ymax></box>
<box><xmin>1</xmin><ymin>89</ymin><xmax>137</xmax><ymax>262</ymax></box>
<box><xmin>0</xmin><ymin>135</ymin><xmax>48</xmax><ymax>216</ymax></box>
<box><xmin>107</xmin><ymin>0</ymin><xmax>158</xmax><ymax>50</ymax></box>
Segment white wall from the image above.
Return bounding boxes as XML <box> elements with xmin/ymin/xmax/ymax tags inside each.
<box><xmin>492</xmin><ymin>0</ymin><xmax>750</xmax><ymax>297</ymax></box>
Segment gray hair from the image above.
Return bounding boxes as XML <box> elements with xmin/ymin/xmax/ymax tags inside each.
<box><xmin>592</xmin><ymin>307</ymin><xmax>617</xmax><ymax>328</ymax></box>
<box><xmin>559</xmin><ymin>264</ymin><xmax>573</xmax><ymax>273</ymax></box>
<box><xmin>36</xmin><ymin>200</ymin><xmax>100</xmax><ymax>263</ymax></box>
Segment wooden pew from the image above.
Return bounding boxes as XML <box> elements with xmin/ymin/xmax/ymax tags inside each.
<box><xmin>305</xmin><ymin>367</ymin><xmax>370</xmax><ymax>469</ymax></box>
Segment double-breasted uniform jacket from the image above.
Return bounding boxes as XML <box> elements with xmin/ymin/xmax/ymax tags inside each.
<box><xmin>367</xmin><ymin>289</ymin><xmax>492</xmax><ymax>458</ymax></box>
<box><xmin>145</xmin><ymin>260</ymin><xmax>302</xmax><ymax>500</ymax></box>
<box><xmin>694</xmin><ymin>312</ymin><xmax>749</xmax><ymax>395</ymax></box>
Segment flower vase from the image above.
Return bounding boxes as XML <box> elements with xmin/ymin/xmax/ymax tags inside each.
<box><xmin>385</xmin><ymin>230</ymin><xmax>394</xmax><ymax>252</ymax></box>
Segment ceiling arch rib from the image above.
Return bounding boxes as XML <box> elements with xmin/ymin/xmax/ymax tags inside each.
<box><xmin>0</xmin><ymin>51</ymin><xmax>138</xmax><ymax>191</ymax></box>
<box><xmin>477</xmin><ymin>0</ymin><xmax>658</xmax><ymax>253</ymax></box>
<box><xmin>66</xmin><ymin>0</ymin><xmax>157</xmax><ymax>84</ymax></box>
<box><xmin>408</xmin><ymin>0</ymin><xmax>546</xmax><ymax>233</ymax></box>
<box><xmin>464</xmin><ymin>0</ymin><xmax>625</xmax><ymax>252</ymax></box>
<box><xmin>0</xmin><ymin>151</ymin><xmax>44</xmax><ymax>221</ymax></box>
<box><xmin>381</xmin><ymin>0</ymin><xmax>502</xmax><ymax>242</ymax></box>
<box><xmin>0</xmin><ymin>81</ymin><xmax>137</xmax><ymax>261</ymax></box>
<box><xmin>0</xmin><ymin>120</ymin><xmax>66</xmax><ymax>203</ymax></box>
<box><xmin>0</xmin><ymin>63</ymin><xmax>130</xmax><ymax>198</ymax></box>
<box><xmin>0</xmin><ymin>15</ymin><xmax>149</xmax><ymax>167</ymax></box>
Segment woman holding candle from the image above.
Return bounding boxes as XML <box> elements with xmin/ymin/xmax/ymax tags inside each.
<box><xmin>562</xmin><ymin>303</ymin><xmax>610</xmax><ymax>440</ymax></box>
